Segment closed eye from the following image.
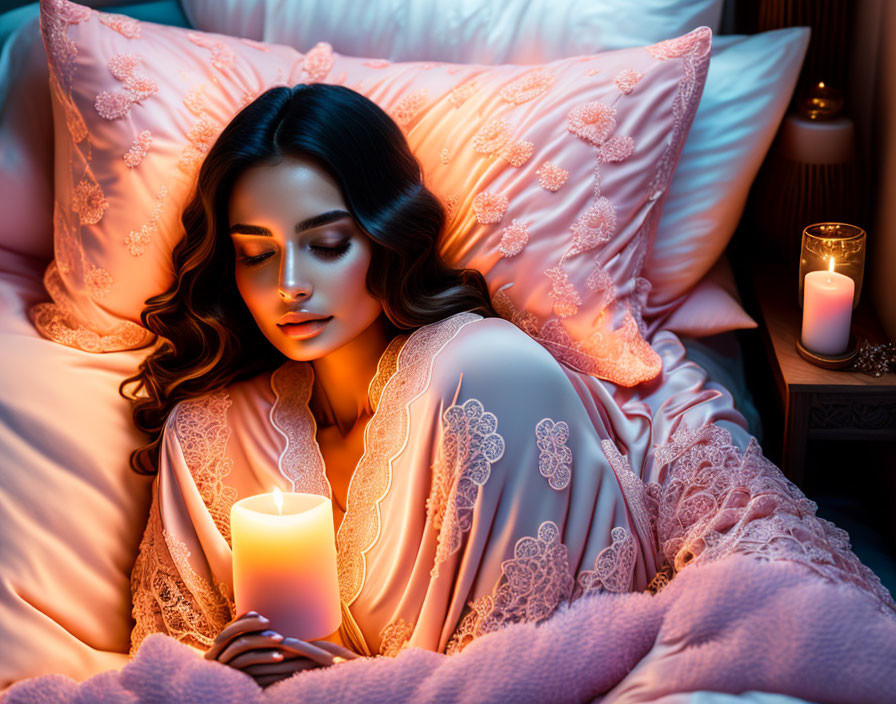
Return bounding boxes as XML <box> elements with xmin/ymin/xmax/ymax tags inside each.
<box><xmin>238</xmin><ymin>252</ymin><xmax>273</xmax><ymax>266</ymax></box>
<box><xmin>237</xmin><ymin>241</ymin><xmax>351</xmax><ymax>266</ymax></box>
<box><xmin>313</xmin><ymin>241</ymin><xmax>351</xmax><ymax>260</ymax></box>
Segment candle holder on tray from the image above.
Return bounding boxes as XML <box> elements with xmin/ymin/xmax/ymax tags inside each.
<box><xmin>795</xmin><ymin>334</ymin><xmax>858</xmax><ymax>369</ymax></box>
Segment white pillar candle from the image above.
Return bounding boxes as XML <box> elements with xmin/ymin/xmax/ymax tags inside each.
<box><xmin>231</xmin><ymin>489</ymin><xmax>341</xmax><ymax>640</ymax></box>
<box><xmin>800</xmin><ymin>258</ymin><xmax>854</xmax><ymax>356</ymax></box>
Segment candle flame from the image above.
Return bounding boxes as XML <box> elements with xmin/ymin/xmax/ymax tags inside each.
<box><xmin>273</xmin><ymin>486</ymin><xmax>283</xmax><ymax>515</ymax></box>
<box><xmin>828</xmin><ymin>257</ymin><xmax>836</xmax><ymax>273</ymax></box>
<box><xmin>818</xmin><ymin>81</ymin><xmax>825</xmax><ymax>89</ymax></box>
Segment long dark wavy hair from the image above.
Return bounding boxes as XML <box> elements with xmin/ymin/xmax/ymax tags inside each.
<box><xmin>119</xmin><ymin>83</ymin><xmax>499</xmax><ymax>476</ymax></box>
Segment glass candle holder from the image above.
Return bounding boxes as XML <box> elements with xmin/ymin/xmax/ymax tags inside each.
<box><xmin>798</xmin><ymin>222</ymin><xmax>865</xmax><ymax>309</ymax></box>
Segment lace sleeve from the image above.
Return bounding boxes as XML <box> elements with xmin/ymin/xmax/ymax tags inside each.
<box><xmin>129</xmin><ymin>478</ymin><xmax>234</xmax><ymax>656</ymax></box>
<box><xmin>649</xmin><ymin>421</ymin><xmax>896</xmax><ymax>618</ymax></box>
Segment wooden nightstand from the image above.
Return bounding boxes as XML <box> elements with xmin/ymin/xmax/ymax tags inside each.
<box><xmin>747</xmin><ymin>258</ymin><xmax>896</xmax><ymax>488</ymax></box>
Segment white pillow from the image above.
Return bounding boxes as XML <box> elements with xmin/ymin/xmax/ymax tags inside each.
<box><xmin>180</xmin><ymin>0</ymin><xmax>724</xmax><ymax>62</ymax></box>
<box><xmin>643</xmin><ymin>28</ymin><xmax>811</xmax><ymax>311</ymax></box>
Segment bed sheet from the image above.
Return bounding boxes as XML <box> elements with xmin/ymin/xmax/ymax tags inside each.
<box><xmin>679</xmin><ymin>330</ymin><xmax>763</xmax><ymax>445</ymax></box>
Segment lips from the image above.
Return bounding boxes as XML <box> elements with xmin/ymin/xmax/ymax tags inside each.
<box><xmin>278</xmin><ymin>316</ymin><xmax>333</xmax><ymax>339</ymax></box>
<box><xmin>277</xmin><ymin>312</ymin><xmax>332</xmax><ymax>326</ymax></box>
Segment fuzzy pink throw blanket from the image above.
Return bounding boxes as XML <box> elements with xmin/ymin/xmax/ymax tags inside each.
<box><xmin>5</xmin><ymin>553</ymin><xmax>895</xmax><ymax>704</ymax></box>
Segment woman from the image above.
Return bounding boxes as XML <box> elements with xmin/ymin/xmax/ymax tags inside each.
<box><xmin>119</xmin><ymin>81</ymin><xmax>673</xmax><ymax>688</ymax></box>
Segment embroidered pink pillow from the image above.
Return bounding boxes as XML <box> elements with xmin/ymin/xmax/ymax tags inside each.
<box><xmin>33</xmin><ymin>0</ymin><xmax>710</xmax><ymax>386</ymax></box>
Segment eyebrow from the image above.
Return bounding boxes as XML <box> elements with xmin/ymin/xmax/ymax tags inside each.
<box><xmin>228</xmin><ymin>209</ymin><xmax>352</xmax><ymax>237</ymax></box>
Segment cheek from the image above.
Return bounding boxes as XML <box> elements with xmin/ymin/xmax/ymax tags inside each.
<box><xmin>234</xmin><ymin>268</ymin><xmax>272</xmax><ymax>316</ymax></box>
<box><xmin>342</xmin><ymin>249</ymin><xmax>374</xmax><ymax>297</ymax></box>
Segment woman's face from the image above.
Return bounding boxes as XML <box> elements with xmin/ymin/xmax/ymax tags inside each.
<box><xmin>228</xmin><ymin>155</ymin><xmax>384</xmax><ymax>361</ymax></box>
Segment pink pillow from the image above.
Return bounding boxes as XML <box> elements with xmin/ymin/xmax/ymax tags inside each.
<box><xmin>33</xmin><ymin>0</ymin><xmax>711</xmax><ymax>386</ymax></box>
<box><xmin>650</xmin><ymin>255</ymin><xmax>757</xmax><ymax>338</ymax></box>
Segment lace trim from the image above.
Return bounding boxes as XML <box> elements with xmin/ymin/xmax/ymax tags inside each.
<box><xmin>163</xmin><ymin>527</ymin><xmax>236</xmax><ymax>627</ymax></box>
<box><xmin>428</xmin><ymin>398</ymin><xmax>506</xmax><ymax>578</ymax></box>
<box><xmin>446</xmin><ymin>518</ymin><xmax>640</xmax><ymax>655</ymax></box>
<box><xmin>368</xmin><ymin>334</ymin><xmax>412</xmax><ymax>412</ymax></box>
<box><xmin>446</xmin><ymin>520</ymin><xmax>574</xmax><ymax>655</ymax></box>
<box><xmin>601</xmin><ymin>438</ymin><xmax>658</xmax><ymax>554</ymax></box>
<box><xmin>28</xmin><ymin>264</ymin><xmax>152</xmax><ymax>353</ymax></box>
<box><xmin>650</xmin><ymin>422</ymin><xmax>896</xmax><ymax>619</ymax></box>
<box><xmin>491</xmin><ymin>287</ymin><xmax>661</xmax><ymax>388</ymax></box>
<box><xmin>301</xmin><ymin>41</ymin><xmax>334</xmax><ymax>82</ymax></box>
<box><xmin>379</xmin><ymin>617</ymin><xmax>415</xmax><ymax>657</ymax></box>
<box><xmin>42</xmin><ymin>0</ymin><xmax>92</xmax><ymax>90</ymax></box>
<box><xmin>645</xmin><ymin>28</ymin><xmax>711</xmax><ymax>199</ymax></box>
<box><xmin>270</xmin><ymin>362</ymin><xmax>331</xmax><ymax>496</ymax></box>
<box><xmin>173</xmin><ymin>390</ymin><xmax>238</xmax><ymax>546</ymax></box>
<box><xmin>337</xmin><ymin>311</ymin><xmax>483</xmax><ymax>605</ymax></box>
<box><xmin>38</xmin><ymin>2</ymin><xmax>166</xmax><ymax>354</ymax></box>
<box><xmin>130</xmin><ymin>481</ymin><xmax>232</xmax><ymax>655</ymax></box>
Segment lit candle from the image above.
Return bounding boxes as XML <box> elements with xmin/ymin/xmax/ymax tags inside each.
<box><xmin>231</xmin><ymin>488</ymin><xmax>341</xmax><ymax>640</ymax></box>
<box><xmin>801</xmin><ymin>257</ymin><xmax>854</xmax><ymax>356</ymax></box>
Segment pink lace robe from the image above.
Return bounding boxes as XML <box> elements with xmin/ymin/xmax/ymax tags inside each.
<box><xmin>129</xmin><ymin>311</ymin><xmax>896</xmax><ymax>661</ymax></box>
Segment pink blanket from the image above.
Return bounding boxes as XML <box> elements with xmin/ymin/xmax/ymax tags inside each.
<box><xmin>5</xmin><ymin>552</ymin><xmax>895</xmax><ymax>704</ymax></box>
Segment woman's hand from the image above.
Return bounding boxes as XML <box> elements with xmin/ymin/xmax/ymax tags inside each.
<box><xmin>205</xmin><ymin>611</ymin><xmax>360</xmax><ymax>688</ymax></box>
<box><xmin>238</xmin><ymin>637</ymin><xmax>360</xmax><ymax>688</ymax></box>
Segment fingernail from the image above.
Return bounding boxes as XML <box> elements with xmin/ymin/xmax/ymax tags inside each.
<box><xmin>246</xmin><ymin>611</ymin><xmax>259</xmax><ymax>617</ymax></box>
<box><xmin>272</xmin><ymin>652</ymin><xmax>283</xmax><ymax>660</ymax></box>
<box><xmin>261</xmin><ymin>630</ymin><xmax>283</xmax><ymax>641</ymax></box>
<box><xmin>332</xmin><ymin>656</ymin><xmax>345</xmax><ymax>664</ymax></box>
<box><xmin>258</xmin><ymin>615</ymin><xmax>270</xmax><ymax>623</ymax></box>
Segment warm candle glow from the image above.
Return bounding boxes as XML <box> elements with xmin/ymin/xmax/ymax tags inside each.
<box><xmin>231</xmin><ymin>492</ymin><xmax>342</xmax><ymax>640</ymax></box>
<box><xmin>273</xmin><ymin>486</ymin><xmax>283</xmax><ymax>515</ymax></box>
<box><xmin>818</xmin><ymin>81</ymin><xmax>825</xmax><ymax>89</ymax></box>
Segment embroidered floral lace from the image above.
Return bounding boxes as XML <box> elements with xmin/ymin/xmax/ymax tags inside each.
<box><xmin>647</xmin><ymin>422</ymin><xmax>896</xmax><ymax>618</ymax></box>
<box><xmin>444</xmin><ymin>419</ymin><xmax>896</xmax><ymax>655</ymax></box>
<box><xmin>129</xmin><ymin>393</ymin><xmax>237</xmax><ymax>654</ymax></box>
<box><xmin>129</xmin><ymin>483</ymin><xmax>234</xmax><ymax>655</ymax></box>
<box><xmin>445</xmin><ymin>518</ymin><xmax>640</xmax><ymax>655</ymax></box>
<box><xmin>428</xmin><ymin>397</ymin><xmax>506</xmax><ymax>578</ymax></box>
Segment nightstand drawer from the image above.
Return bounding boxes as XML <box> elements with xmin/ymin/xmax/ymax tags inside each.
<box><xmin>808</xmin><ymin>392</ymin><xmax>896</xmax><ymax>439</ymax></box>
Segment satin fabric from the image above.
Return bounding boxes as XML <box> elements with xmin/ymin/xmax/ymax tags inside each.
<box><xmin>130</xmin><ymin>310</ymin><xmax>753</xmax><ymax>657</ymax></box>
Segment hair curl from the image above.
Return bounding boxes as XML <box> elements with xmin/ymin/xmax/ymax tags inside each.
<box><xmin>119</xmin><ymin>83</ymin><xmax>499</xmax><ymax>475</ymax></box>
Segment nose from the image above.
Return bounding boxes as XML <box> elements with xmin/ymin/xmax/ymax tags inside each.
<box><xmin>278</xmin><ymin>242</ymin><xmax>311</xmax><ymax>302</ymax></box>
